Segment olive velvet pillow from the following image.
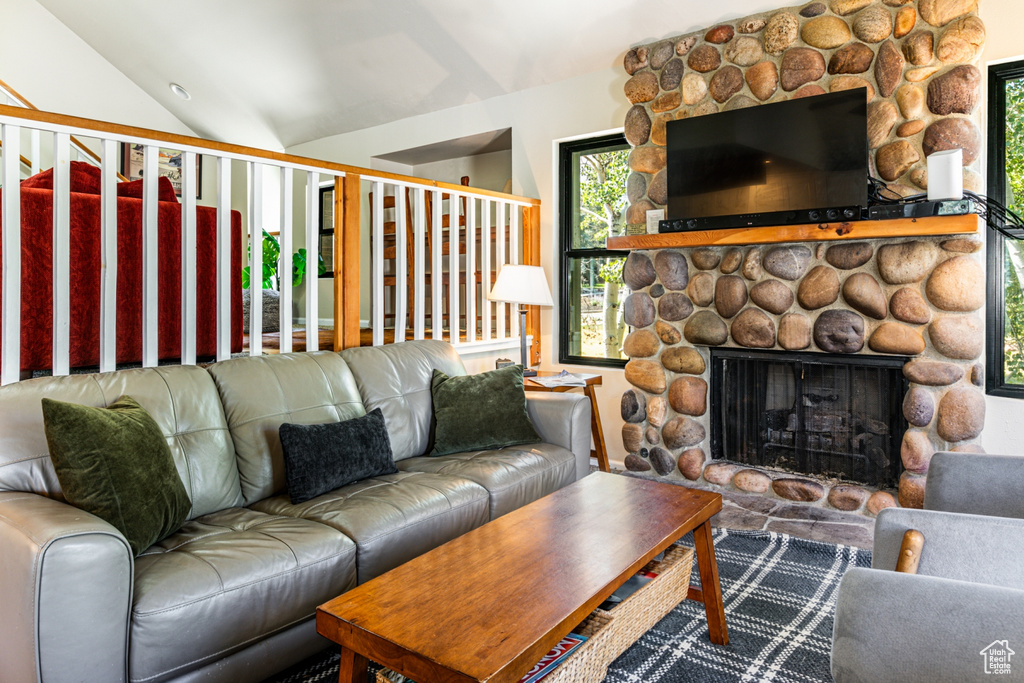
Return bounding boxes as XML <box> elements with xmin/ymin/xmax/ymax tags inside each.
<box><xmin>41</xmin><ymin>396</ymin><xmax>192</xmax><ymax>556</ymax></box>
<box><xmin>278</xmin><ymin>408</ymin><xmax>398</xmax><ymax>504</ymax></box>
<box><xmin>429</xmin><ymin>364</ymin><xmax>541</xmax><ymax>456</ymax></box>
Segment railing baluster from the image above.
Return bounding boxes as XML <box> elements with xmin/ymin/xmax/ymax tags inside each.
<box><xmin>371</xmin><ymin>181</ymin><xmax>384</xmax><ymax>346</ymax></box>
<box><xmin>496</xmin><ymin>201</ymin><xmax>507</xmax><ymax>341</ymax></box>
<box><xmin>481</xmin><ymin>198</ymin><xmax>491</xmax><ymax>341</ymax></box>
<box><xmin>510</xmin><ymin>204</ymin><xmax>521</xmax><ymax>339</ymax></box>
<box><xmin>431</xmin><ymin>189</ymin><xmax>442</xmax><ymax>340</ymax></box>
<box><xmin>305</xmin><ymin>171</ymin><xmax>319</xmax><ymax>351</ymax></box>
<box><xmin>99</xmin><ymin>139</ymin><xmax>118</xmax><ymax>373</ymax></box>
<box><xmin>465</xmin><ymin>197</ymin><xmax>476</xmax><ymax>343</ymax></box>
<box><xmin>249</xmin><ymin>163</ymin><xmax>263</xmax><ymax>356</ymax></box>
<box><xmin>51</xmin><ymin>132</ymin><xmax>71</xmax><ymax>376</ymax></box>
<box><xmin>141</xmin><ymin>145</ymin><xmax>159</xmax><ymax>367</ymax></box>
<box><xmin>29</xmin><ymin>129</ymin><xmax>39</xmax><ymax>176</ymax></box>
<box><xmin>413</xmin><ymin>187</ymin><xmax>426</xmax><ymax>340</ymax></box>
<box><xmin>180</xmin><ymin>150</ymin><xmax>197</xmax><ymax>365</ymax></box>
<box><xmin>1</xmin><ymin>124</ymin><xmax>21</xmax><ymax>385</ymax></box>
<box><xmin>279</xmin><ymin>167</ymin><xmax>293</xmax><ymax>354</ymax></box>
<box><xmin>216</xmin><ymin>157</ymin><xmax>232</xmax><ymax>361</ymax></box>
<box><xmin>447</xmin><ymin>193</ymin><xmax>460</xmax><ymax>345</ymax></box>
<box><xmin>394</xmin><ymin>184</ymin><xmax>408</xmax><ymax>343</ymax></box>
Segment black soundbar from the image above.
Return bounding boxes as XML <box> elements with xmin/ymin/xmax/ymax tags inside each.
<box><xmin>659</xmin><ymin>205</ymin><xmax>865</xmax><ymax>233</ymax></box>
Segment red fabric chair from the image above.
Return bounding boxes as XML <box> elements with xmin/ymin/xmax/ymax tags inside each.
<box><xmin>0</xmin><ymin>162</ymin><xmax>243</xmax><ymax>372</ymax></box>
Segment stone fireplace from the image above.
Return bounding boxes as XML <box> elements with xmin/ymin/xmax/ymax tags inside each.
<box><xmin>710</xmin><ymin>348</ymin><xmax>906</xmax><ymax>489</ymax></box>
<box><xmin>619</xmin><ymin>238</ymin><xmax>986</xmax><ymax>515</ymax></box>
<box><xmin>613</xmin><ymin>0</ymin><xmax>988</xmax><ymax>516</ymax></box>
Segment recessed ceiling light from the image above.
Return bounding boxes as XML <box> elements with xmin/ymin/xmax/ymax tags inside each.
<box><xmin>169</xmin><ymin>83</ymin><xmax>191</xmax><ymax>101</ymax></box>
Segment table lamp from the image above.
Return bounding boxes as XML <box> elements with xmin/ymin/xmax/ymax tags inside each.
<box><xmin>487</xmin><ymin>265</ymin><xmax>553</xmax><ymax>377</ymax></box>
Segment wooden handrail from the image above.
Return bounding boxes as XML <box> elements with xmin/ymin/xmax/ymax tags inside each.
<box><xmin>0</xmin><ymin>80</ymin><xmax>125</xmax><ymax>179</ymax></box>
<box><xmin>0</xmin><ymin>103</ymin><xmax>540</xmax><ymax>206</ymax></box>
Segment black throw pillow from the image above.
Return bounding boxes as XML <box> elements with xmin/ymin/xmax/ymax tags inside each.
<box><xmin>279</xmin><ymin>408</ymin><xmax>398</xmax><ymax>504</ymax></box>
<box><xmin>430</xmin><ymin>364</ymin><xmax>542</xmax><ymax>456</ymax></box>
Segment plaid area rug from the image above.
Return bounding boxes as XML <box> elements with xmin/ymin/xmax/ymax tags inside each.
<box><xmin>262</xmin><ymin>530</ymin><xmax>870</xmax><ymax>683</ymax></box>
<box><xmin>605</xmin><ymin>529</ymin><xmax>870</xmax><ymax>683</ymax></box>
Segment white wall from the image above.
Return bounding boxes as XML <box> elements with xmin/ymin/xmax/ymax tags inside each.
<box><xmin>288</xmin><ymin>0</ymin><xmax>1024</xmax><ymax>464</ymax></box>
<box><xmin>979</xmin><ymin>0</ymin><xmax>1024</xmax><ymax>455</ymax></box>
<box><xmin>411</xmin><ymin>149</ymin><xmax>512</xmax><ymax>193</ymax></box>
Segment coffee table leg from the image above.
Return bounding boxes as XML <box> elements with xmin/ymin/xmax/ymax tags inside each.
<box><xmin>337</xmin><ymin>647</ymin><xmax>369</xmax><ymax>683</ymax></box>
<box><xmin>693</xmin><ymin>520</ymin><xmax>729</xmax><ymax>646</ymax></box>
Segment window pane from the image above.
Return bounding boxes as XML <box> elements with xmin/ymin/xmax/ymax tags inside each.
<box><xmin>571</xmin><ymin>146</ymin><xmax>630</xmax><ymax>250</ymax></box>
<box><xmin>1004</xmin><ymin>240</ymin><xmax>1024</xmax><ymax>384</ymax></box>
<box><xmin>565</xmin><ymin>256</ymin><xmax>629</xmax><ymax>361</ymax></box>
<box><xmin>1001</xmin><ymin>74</ymin><xmax>1024</xmax><ymax>388</ymax></box>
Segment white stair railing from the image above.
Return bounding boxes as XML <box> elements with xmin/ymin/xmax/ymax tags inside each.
<box><xmin>0</xmin><ymin>103</ymin><xmax>540</xmax><ymax>384</ymax></box>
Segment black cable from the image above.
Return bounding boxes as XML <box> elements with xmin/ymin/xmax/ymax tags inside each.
<box><xmin>866</xmin><ymin>175</ymin><xmax>1024</xmax><ymax>240</ymax></box>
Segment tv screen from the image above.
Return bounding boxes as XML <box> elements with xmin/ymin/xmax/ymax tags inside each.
<box><xmin>666</xmin><ymin>89</ymin><xmax>868</xmax><ymax>230</ymax></box>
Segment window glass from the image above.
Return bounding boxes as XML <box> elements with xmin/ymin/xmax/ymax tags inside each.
<box><xmin>559</xmin><ymin>135</ymin><xmax>630</xmax><ymax>366</ymax></box>
<box><xmin>987</xmin><ymin>64</ymin><xmax>1024</xmax><ymax>396</ymax></box>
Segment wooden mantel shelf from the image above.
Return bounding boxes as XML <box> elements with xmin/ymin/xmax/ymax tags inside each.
<box><xmin>606</xmin><ymin>214</ymin><xmax>983</xmax><ymax>250</ymax></box>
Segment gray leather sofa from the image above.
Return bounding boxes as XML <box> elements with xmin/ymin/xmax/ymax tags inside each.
<box><xmin>0</xmin><ymin>340</ymin><xmax>591</xmax><ymax>683</ymax></box>
<box><xmin>831</xmin><ymin>451</ymin><xmax>1024</xmax><ymax>682</ymax></box>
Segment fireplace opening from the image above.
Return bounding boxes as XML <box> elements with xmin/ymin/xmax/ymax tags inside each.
<box><xmin>710</xmin><ymin>349</ymin><xmax>908</xmax><ymax>489</ymax></box>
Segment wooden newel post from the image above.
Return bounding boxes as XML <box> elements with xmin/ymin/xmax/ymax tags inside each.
<box><xmin>522</xmin><ymin>203</ymin><xmax>542</xmax><ymax>367</ymax></box>
<box><xmin>335</xmin><ymin>174</ymin><xmax>361</xmax><ymax>351</ymax></box>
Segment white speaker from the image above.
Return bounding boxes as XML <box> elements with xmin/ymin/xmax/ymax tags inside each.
<box><xmin>927</xmin><ymin>148</ymin><xmax>963</xmax><ymax>201</ymax></box>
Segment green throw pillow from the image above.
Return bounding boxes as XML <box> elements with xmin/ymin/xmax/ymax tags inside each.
<box><xmin>41</xmin><ymin>396</ymin><xmax>192</xmax><ymax>556</ymax></box>
<box><xmin>430</xmin><ymin>364</ymin><xmax>541</xmax><ymax>456</ymax></box>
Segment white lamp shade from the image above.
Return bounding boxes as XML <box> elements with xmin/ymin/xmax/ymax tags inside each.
<box><xmin>487</xmin><ymin>265</ymin><xmax>553</xmax><ymax>306</ymax></box>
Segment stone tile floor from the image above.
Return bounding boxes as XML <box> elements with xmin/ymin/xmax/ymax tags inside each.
<box><xmin>609</xmin><ymin>466</ymin><xmax>875</xmax><ymax>549</ymax></box>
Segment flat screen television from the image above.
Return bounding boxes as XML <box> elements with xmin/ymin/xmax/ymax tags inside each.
<box><xmin>664</xmin><ymin>89</ymin><xmax>868</xmax><ymax>231</ymax></box>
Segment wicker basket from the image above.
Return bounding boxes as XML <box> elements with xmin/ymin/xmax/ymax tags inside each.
<box><xmin>601</xmin><ymin>544</ymin><xmax>694</xmax><ymax>660</ymax></box>
<box><xmin>374</xmin><ymin>544</ymin><xmax>694</xmax><ymax>683</ymax></box>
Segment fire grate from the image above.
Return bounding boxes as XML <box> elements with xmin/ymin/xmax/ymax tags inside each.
<box><xmin>710</xmin><ymin>348</ymin><xmax>907</xmax><ymax>489</ymax></box>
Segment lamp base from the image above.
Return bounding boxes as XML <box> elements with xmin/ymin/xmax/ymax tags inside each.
<box><xmin>522</xmin><ymin>367</ymin><xmax>538</xmax><ymax>378</ymax></box>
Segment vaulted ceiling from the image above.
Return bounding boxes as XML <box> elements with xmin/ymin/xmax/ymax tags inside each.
<box><xmin>39</xmin><ymin>0</ymin><xmax>782</xmax><ymax>150</ymax></box>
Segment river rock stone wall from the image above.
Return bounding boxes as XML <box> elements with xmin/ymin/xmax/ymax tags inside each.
<box><xmin>621</xmin><ymin>237</ymin><xmax>986</xmax><ymax>513</ymax></box>
<box><xmin>623</xmin><ymin>0</ymin><xmax>985</xmax><ymax>224</ymax></box>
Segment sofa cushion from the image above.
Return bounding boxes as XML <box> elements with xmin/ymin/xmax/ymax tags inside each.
<box><xmin>430</xmin><ymin>365</ymin><xmax>541</xmax><ymax>456</ymax></box>
<box><xmin>41</xmin><ymin>395</ymin><xmax>192</xmax><ymax>556</ymax></box>
<box><xmin>130</xmin><ymin>507</ymin><xmax>356</xmax><ymax>683</ymax></box>
<box><xmin>398</xmin><ymin>443</ymin><xmax>576</xmax><ymax>519</ymax></box>
<box><xmin>0</xmin><ymin>366</ymin><xmax>243</xmax><ymax>520</ymax></box>
<box><xmin>251</xmin><ymin>471</ymin><xmax>489</xmax><ymax>582</ymax></box>
<box><xmin>208</xmin><ymin>352</ymin><xmax>365</xmax><ymax>505</ymax></box>
<box><xmin>279</xmin><ymin>408</ymin><xmax>398</xmax><ymax>504</ymax></box>
<box><xmin>340</xmin><ymin>340</ymin><xmax>466</xmax><ymax>461</ymax></box>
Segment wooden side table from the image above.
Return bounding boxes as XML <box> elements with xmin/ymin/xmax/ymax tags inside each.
<box><xmin>524</xmin><ymin>371</ymin><xmax>610</xmax><ymax>472</ymax></box>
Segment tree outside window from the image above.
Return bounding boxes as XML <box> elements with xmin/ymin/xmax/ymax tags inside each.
<box><xmin>559</xmin><ymin>134</ymin><xmax>631</xmax><ymax>366</ymax></box>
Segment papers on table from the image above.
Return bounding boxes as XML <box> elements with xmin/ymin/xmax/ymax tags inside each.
<box><xmin>529</xmin><ymin>370</ymin><xmax>587</xmax><ymax>388</ymax></box>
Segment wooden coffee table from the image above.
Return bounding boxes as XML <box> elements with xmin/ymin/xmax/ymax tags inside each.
<box><xmin>317</xmin><ymin>473</ymin><xmax>727</xmax><ymax>683</ymax></box>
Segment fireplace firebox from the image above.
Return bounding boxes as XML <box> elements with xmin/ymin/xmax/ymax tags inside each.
<box><xmin>710</xmin><ymin>349</ymin><xmax>908</xmax><ymax>489</ymax></box>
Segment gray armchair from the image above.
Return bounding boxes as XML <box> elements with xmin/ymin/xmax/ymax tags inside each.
<box><xmin>831</xmin><ymin>452</ymin><xmax>1024</xmax><ymax>683</ymax></box>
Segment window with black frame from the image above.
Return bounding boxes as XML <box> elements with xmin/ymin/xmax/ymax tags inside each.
<box><xmin>987</xmin><ymin>62</ymin><xmax>1024</xmax><ymax>398</ymax></box>
<box><xmin>558</xmin><ymin>134</ymin><xmax>631</xmax><ymax>367</ymax></box>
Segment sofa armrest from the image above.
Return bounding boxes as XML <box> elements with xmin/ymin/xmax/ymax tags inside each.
<box><xmin>832</xmin><ymin>568</ymin><xmax>1024</xmax><ymax>683</ymax></box>
<box><xmin>0</xmin><ymin>492</ymin><xmax>133</xmax><ymax>683</ymax></box>
<box><xmin>925</xmin><ymin>451</ymin><xmax>1024</xmax><ymax>519</ymax></box>
<box><xmin>873</xmin><ymin>507</ymin><xmax>1024</xmax><ymax>589</ymax></box>
<box><xmin>525</xmin><ymin>392</ymin><xmax>591</xmax><ymax>480</ymax></box>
